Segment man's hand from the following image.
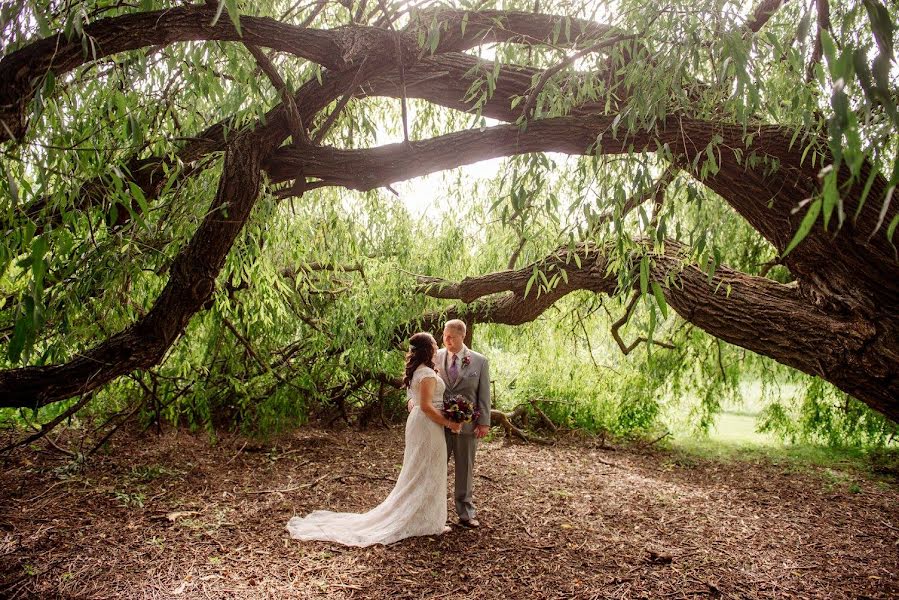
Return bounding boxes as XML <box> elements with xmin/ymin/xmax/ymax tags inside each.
<box><xmin>474</xmin><ymin>424</ymin><xmax>490</xmax><ymax>439</ymax></box>
<box><xmin>407</xmin><ymin>398</ymin><xmax>414</xmax><ymax>412</ymax></box>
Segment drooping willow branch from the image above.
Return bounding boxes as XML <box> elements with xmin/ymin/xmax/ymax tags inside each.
<box><xmin>606</xmin><ymin>292</ymin><xmax>677</xmax><ymax>355</ymax></box>
<box><xmin>413</xmin><ymin>240</ymin><xmax>898</xmax><ymax>420</ymax></box>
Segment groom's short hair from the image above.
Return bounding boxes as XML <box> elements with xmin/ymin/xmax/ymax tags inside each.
<box><xmin>444</xmin><ymin>319</ymin><xmax>467</xmax><ymax>336</ymax></box>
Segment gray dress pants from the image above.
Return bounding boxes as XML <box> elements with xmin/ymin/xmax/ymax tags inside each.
<box><xmin>445</xmin><ymin>429</ymin><xmax>477</xmax><ymax>521</ymax></box>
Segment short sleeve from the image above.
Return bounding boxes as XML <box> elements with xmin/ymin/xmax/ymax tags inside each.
<box><xmin>414</xmin><ymin>366</ymin><xmax>438</xmax><ymax>383</ymax></box>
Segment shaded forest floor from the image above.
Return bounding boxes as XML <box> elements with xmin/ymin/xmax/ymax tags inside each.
<box><xmin>2</xmin><ymin>425</ymin><xmax>898</xmax><ymax>599</ymax></box>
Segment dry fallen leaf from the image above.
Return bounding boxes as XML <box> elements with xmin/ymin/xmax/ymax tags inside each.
<box><xmin>166</xmin><ymin>511</ymin><xmax>199</xmax><ymax>522</ymax></box>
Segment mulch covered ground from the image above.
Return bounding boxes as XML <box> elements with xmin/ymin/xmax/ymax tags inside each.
<box><xmin>1</xmin><ymin>425</ymin><xmax>898</xmax><ymax>599</ymax></box>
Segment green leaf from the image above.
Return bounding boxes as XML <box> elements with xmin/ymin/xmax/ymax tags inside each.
<box><xmin>886</xmin><ymin>212</ymin><xmax>899</xmax><ymax>243</ymax></box>
<box><xmin>869</xmin><ymin>186</ymin><xmax>895</xmax><ymax>239</ymax></box>
<box><xmin>128</xmin><ymin>113</ymin><xmax>143</xmax><ymax>148</ymax></box>
<box><xmin>651</xmin><ymin>281</ymin><xmax>667</xmax><ymax>319</ymax></box>
<box><xmin>524</xmin><ymin>266</ymin><xmax>538</xmax><ymax>298</ymax></box>
<box><xmin>551</xmin><ymin>19</ymin><xmax>561</xmax><ymax>45</ymax></box>
<box><xmin>34</xmin><ymin>7</ymin><xmax>52</xmax><ymax>37</ymax></box>
<box><xmin>783</xmin><ymin>198</ymin><xmax>822</xmax><ymax>257</ymax></box>
<box><xmin>1</xmin><ymin>158</ymin><xmax>18</xmax><ymax>208</ymax></box>
<box><xmin>538</xmin><ymin>268</ymin><xmax>549</xmax><ymax>288</ymax></box>
<box><xmin>129</xmin><ymin>181</ymin><xmax>149</xmax><ymax>214</ymax></box>
<box><xmin>821</xmin><ymin>169</ymin><xmax>839</xmax><ymax>230</ymax></box>
<box><xmin>8</xmin><ymin>315</ymin><xmax>29</xmax><ymax>363</ymax></box>
<box><xmin>428</xmin><ymin>25</ymin><xmax>440</xmax><ymax>55</ymax></box>
<box><xmin>211</xmin><ymin>0</ymin><xmax>227</xmax><ymax>28</ymax></box>
<box><xmin>639</xmin><ymin>254</ymin><xmax>649</xmax><ymax>295</ymax></box>
<box><xmin>796</xmin><ymin>12</ymin><xmax>812</xmax><ymax>43</ymax></box>
<box><xmin>31</xmin><ymin>235</ymin><xmax>48</xmax><ymax>288</ymax></box>
<box><xmin>114</xmin><ymin>91</ymin><xmax>127</xmax><ymax>117</ymax></box>
<box><xmin>704</xmin><ymin>142</ymin><xmax>719</xmax><ymax>175</ymax></box>
<box><xmin>863</xmin><ymin>0</ymin><xmax>894</xmax><ymax>56</ymax></box>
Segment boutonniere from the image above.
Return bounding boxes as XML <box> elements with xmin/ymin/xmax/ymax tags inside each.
<box><xmin>461</xmin><ymin>355</ymin><xmax>471</xmax><ymax>368</ymax></box>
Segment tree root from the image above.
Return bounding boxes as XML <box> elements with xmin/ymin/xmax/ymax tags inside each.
<box><xmin>490</xmin><ymin>409</ymin><xmax>553</xmax><ymax>445</ymax></box>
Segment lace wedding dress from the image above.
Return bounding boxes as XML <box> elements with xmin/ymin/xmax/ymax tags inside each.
<box><xmin>286</xmin><ymin>365</ymin><xmax>448</xmax><ymax>546</ymax></box>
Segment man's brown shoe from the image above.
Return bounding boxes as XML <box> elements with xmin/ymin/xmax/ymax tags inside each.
<box><xmin>459</xmin><ymin>518</ymin><xmax>480</xmax><ymax>528</ymax></box>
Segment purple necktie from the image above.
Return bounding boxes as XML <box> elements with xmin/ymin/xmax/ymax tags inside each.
<box><xmin>449</xmin><ymin>354</ymin><xmax>459</xmax><ymax>383</ymax></box>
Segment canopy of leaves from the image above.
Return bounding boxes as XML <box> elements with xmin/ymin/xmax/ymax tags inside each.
<box><xmin>0</xmin><ymin>0</ymin><xmax>896</xmax><ymax>447</ymax></box>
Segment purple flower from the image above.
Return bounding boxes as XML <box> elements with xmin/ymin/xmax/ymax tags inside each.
<box><xmin>441</xmin><ymin>394</ymin><xmax>481</xmax><ymax>424</ymax></box>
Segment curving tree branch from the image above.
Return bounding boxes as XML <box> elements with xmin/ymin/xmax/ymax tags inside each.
<box><xmin>0</xmin><ymin>6</ymin><xmax>619</xmax><ymax>143</ymax></box>
<box><xmin>416</xmin><ymin>240</ymin><xmax>899</xmax><ymax>421</ymax></box>
<box><xmin>0</xmin><ymin>129</ymin><xmax>273</xmax><ymax>408</ymax></box>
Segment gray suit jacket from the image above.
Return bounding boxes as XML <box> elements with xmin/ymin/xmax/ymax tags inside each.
<box><xmin>436</xmin><ymin>345</ymin><xmax>491</xmax><ymax>431</ymax></box>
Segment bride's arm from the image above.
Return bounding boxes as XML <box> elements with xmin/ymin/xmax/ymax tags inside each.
<box><xmin>419</xmin><ymin>377</ymin><xmax>461</xmax><ymax>432</ymax></box>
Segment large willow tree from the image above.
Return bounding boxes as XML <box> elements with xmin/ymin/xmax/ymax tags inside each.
<box><xmin>0</xmin><ymin>0</ymin><xmax>896</xmax><ymax>426</ymax></box>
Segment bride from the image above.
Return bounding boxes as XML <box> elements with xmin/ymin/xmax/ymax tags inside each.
<box><xmin>286</xmin><ymin>332</ymin><xmax>462</xmax><ymax>546</ymax></box>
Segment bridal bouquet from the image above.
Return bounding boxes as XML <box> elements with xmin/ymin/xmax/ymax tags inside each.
<box><xmin>442</xmin><ymin>394</ymin><xmax>481</xmax><ymax>424</ymax></box>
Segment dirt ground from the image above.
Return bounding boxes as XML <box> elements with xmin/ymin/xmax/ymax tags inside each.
<box><xmin>1</xmin><ymin>424</ymin><xmax>898</xmax><ymax>599</ymax></box>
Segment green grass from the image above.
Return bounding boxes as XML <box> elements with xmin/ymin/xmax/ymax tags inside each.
<box><xmin>667</xmin><ymin>410</ymin><xmax>896</xmax><ymax>482</ymax></box>
<box><xmin>674</xmin><ymin>434</ymin><xmax>867</xmax><ymax>468</ymax></box>
<box><xmin>707</xmin><ymin>411</ymin><xmax>776</xmax><ymax>445</ymax></box>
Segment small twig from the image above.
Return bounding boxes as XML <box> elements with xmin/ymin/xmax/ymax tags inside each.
<box><xmin>221</xmin><ymin>316</ymin><xmax>269</xmax><ymax>373</ymax></box>
<box><xmin>521</xmin><ymin>544</ymin><xmax>557</xmax><ymax>552</ymax></box>
<box><xmin>21</xmin><ymin>480</ymin><xmax>68</xmax><ymax>504</ymax></box>
<box><xmin>297</xmin><ymin>0</ymin><xmax>328</xmax><ymax>27</ymax></box>
<box><xmin>244</xmin><ymin>484</ymin><xmax>305</xmax><ymax>495</ymax></box>
<box><xmin>610</xmin><ymin>292</ymin><xmax>642</xmax><ymax>355</ymax></box>
<box><xmin>0</xmin><ymin>392</ymin><xmax>94</xmax><ymax>455</ymax></box>
<box><xmin>312</xmin><ymin>56</ymin><xmax>370</xmax><ymax>145</ymax></box>
<box><xmin>225</xmin><ymin>441</ymin><xmax>248</xmax><ymax>466</ymax></box>
<box><xmin>716</xmin><ymin>338</ymin><xmax>726</xmax><ymax>379</ymax></box>
<box><xmin>374</xmin><ymin>0</ymin><xmax>410</xmax><ymax>145</ymax></box>
<box><xmin>43</xmin><ymin>435</ymin><xmax>77</xmax><ymax>458</ymax></box>
<box><xmin>595</xmin><ymin>457</ymin><xmax>625</xmax><ymax>469</ymax></box>
<box><xmin>636</xmin><ymin>431</ymin><xmax>670</xmax><ymax>450</ymax></box>
<box><xmin>514</xmin><ymin>513</ymin><xmax>535</xmax><ymax>538</ymax></box>
<box><xmin>87</xmin><ymin>399</ymin><xmax>145</xmax><ymax>456</ymax></box>
<box><xmin>334</xmin><ymin>473</ymin><xmax>396</xmax><ymax>484</ymax></box>
<box><xmin>520</xmin><ymin>32</ymin><xmax>638</xmax><ymax>120</ymax></box>
<box><xmin>528</xmin><ymin>398</ymin><xmax>558</xmax><ymax>433</ymax></box>
<box><xmin>806</xmin><ymin>0</ymin><xmax>831</xmax><ymax>83</ymax></box>
<box><xmin>352</xmin><ymin>0</ymin><xmax>368</xmax><ymax>24</ymax></box>
<box><xmin>507</xmin><ymin>234</ymin><xmax>528</xmax><ymax>270</ymax></box>
<box><xmin>610</xmin><ymin>292</ymin><xmax>677</xmax><ymax>355</ymax></box>
<box><xmin>244</xmin><ymin>43</ymin><xmax>309</xmax><ymax>144</ymax></box>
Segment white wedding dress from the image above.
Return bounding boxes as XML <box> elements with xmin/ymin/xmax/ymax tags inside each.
<box><xmin>286</xmin><ymin>365</ymin><xmax>448</xmax><ymax>546</ymax></box>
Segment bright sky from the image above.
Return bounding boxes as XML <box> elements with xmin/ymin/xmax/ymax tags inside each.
<box><xmin>388</xmin><ymin>160</ymin><xmax>505</xmax><ymax>221</ymax></box>
<box><xmin>373</xmin><ymin>108</ymin><xmax>506</xmax><ymax>221</ymax></box>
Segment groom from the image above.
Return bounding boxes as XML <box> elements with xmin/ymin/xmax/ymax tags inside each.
<box><xmin>436</xmin><ymin>319</ymin><xmax>491</xmax><ymax>528</ymax></box>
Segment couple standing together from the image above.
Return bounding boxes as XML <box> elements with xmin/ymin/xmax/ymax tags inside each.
<box><xmin>286</xmin><ymin>319</ymin><xmax>491</xmax><ymax>546</ymax></box>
